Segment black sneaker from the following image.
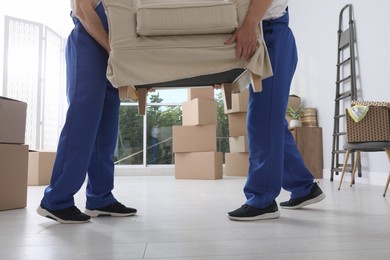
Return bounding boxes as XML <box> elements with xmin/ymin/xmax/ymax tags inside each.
<box><xmin>280</xmin><ymin>182</ymin><xmax>326</xmax><ymax>209</ymax></box>
<box><xmin>85</xmin><ymin>202</ymin><xmax>137</xmax><ymax>217</ymax></box>
<box><xmin>37</xmin><ymin>204</ymin><xmax>91</xmax><ymax>224</ymax></box>
<box><xmin>227</xmin><ymin>201</ymin><xmax>280</xmax><ymax>221</ymax></box>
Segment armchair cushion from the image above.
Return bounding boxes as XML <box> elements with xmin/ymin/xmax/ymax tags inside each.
<box><xmin>136</xmin><ymin>1</ymin><xmax>238</xmax><ymax>36</ymax></box>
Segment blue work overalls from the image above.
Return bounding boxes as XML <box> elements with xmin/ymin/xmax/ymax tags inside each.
<box><xmin>244</xmin><ymin>10</ymin><xmax>314</xmax><ymax>209</ymax></box>
<box><xmin>41</xmin><ymin>2</ymin><xmax>119</xmax><ymax>210</ymax></box>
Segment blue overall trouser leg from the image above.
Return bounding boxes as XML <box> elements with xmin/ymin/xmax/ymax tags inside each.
<box><xmin>41</xmin><ymin>3</ymin><xmax>119</xmax><ymax>210</ymax></box>
<box><xmin>244</xmin><ymin>11</ymin><xmax>314</xmax><ymax>209</ymax></box>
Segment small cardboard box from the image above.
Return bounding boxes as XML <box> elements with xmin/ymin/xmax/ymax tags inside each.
<box><xmin>228</xmin><ymin>112</ymin><xmax>247</xmax><ymax>137</ymax></box>
<box><xmin>175</xmin><ymin>151</ymin><xmax>223</xmax><ymax>180</ymax></box>
<box><xmin>224</xmin><ymin>88</ymin><xmax>249</xmax><ymax>114</ymax></box>
<box><xmin>225</xmin><ymin>152</ymin><xmax>249</xmax><ymax>176</ymax></box>
<box><xmin>346</xmin><ymin>101</ymin><xmax>390</xmax><ymax>142</ymax></box>
<box><xmin>28</xmin><ymin>150</ymin><xmax>56</xmax><ymax>186</ymax></box>
<box><xmin>229</xmin><ymin>135</ymin><xmax>248</xmax><ymax>153</ymax></box>
<box><xmin>173</xmin><ymin>125</ymin><xmax>216</xmax><ymax>152</ymax></box>
<box><xmin>187</xmin><ymin>87</ymin><xmax>214</xmax><ymax>101</ymax></box>
<box><xmin>287</xmin><ymin>95</ymin><xmax>301</xmax><ymax>110</ymax></box>
<box><xmin>182</xmin><ymin>98</ymin><xmax>217</xmax><ymax>126</ymax></box>
<box><xmin>0</xmin><ymin>96</ymin><xmax>27</xmax><ymax>144</ymax></box>
<box><xmin>0</xmin><ymin>143</ymin><xmax>29</xmax><ymax>211</ymax></box>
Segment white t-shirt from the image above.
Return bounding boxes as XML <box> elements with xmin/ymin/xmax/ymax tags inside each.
<box><xmin>263</xmin><ymin>0</ymin><xmax>288</xmax><ymax>20</ymax></box>
<box><xmin>151</xmin><ymin>127</ymin><xmax>160</xmax><ymax>139</ymax></box>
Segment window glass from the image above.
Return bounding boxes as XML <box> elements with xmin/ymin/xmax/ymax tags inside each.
<box><xmin>116</xmin><ymin>89</ymin><xmax>230</xmax><ymax>166</ymax></box>
<box><xmin>116</xmin><ymin>104</ymin><xmax>144</xmax><ymax>165</ymax></box>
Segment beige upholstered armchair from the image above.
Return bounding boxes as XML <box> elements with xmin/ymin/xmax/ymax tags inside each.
<box><xmin>102</xmin><ymin>0</ymin><xmax>273</xmax><ymax>114</ymax></box>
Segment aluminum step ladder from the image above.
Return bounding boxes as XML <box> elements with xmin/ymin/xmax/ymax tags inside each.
<box><xmin>330</xmin><ymin>4</ymin><xmax>360</xmax><ymax>181</ymax></box>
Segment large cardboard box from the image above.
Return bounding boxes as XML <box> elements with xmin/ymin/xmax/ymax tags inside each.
<box><xmin>225</xmin><ymin>152</ymin><xmax>249</xmax><ymax>176</ymax></box>
<box><xmin>229</xmin><ymin>135</ymin><xmax>248</xmax><ymax>153</ymax></box>
<box><xmin>224</xmin><ymin>88</ymin><xmax>249</xmax><ymax>114</ymax></box>
<box><xmin>182</xmin><ymin>98</ymin><xmax>217</xmax><ymax>126</ymax></box>
<box><xmin>228</xmin><ymin>112</ymin><xmax>247</xmax><ymax>137</ymax></box>
<box><xmin>187</xmin><ymin>87</ymin><xmax>214</xmax><ymax>101</ymax></box>
<box><xmin>173</xmin><ymin>125</ymin><xmax>216</xmax><ymax>152</ymax></box>
<box><xmin>0</xmin><ymin>144</ymin><xmax>29</xmax><ymax>211</ymax></box>
<box><xmin>346</xmin><ymin>101</ymin><xmax>390</xmax><ymax>142</ymax></box>
<box><xmin>0</xmin><ymin>97</ymin><xmax>27</xmax><ymax>144</ymax></box>
<box><xmin>28</xmin><ymin>150</ymin><xmax>56</xmax><ymax>186</ymax></box>
<box><xmin>175</xmin><ymin>152</ymin><xmax>223</xmax><ymax>180</ymax></box>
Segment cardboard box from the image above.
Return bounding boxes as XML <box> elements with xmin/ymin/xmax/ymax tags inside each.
<box><xmin>187</xmin><ymin>87</ymin><xmax>214</xmax><ymax>101</ymax></box>
<box><xmin>346</xmin><ymin>101</ymin><xmax>390</xmax><ymax>142</ymax></box>
<box><xmin>175</xmin><ymin>152</ymin><xmax>223</xmax><ymax>180</ymax></box>
<box><xmin>0</xmin><ymin>96</ymin><xmax>27</xmax><ymax>144</ymax></box>
<box><xmin>287</xmin><ymin>95</ymin><xmax>301</xmax><ymax>110</ymax></box>
<box><xmin>228</xmin><ymin>112</ymin><xmax>247</xmax><ymax>137</ymax></box>
<box><xmin>182</xmin><ymin>98</ymin><xmax>217</xmax><ymax>126</ymax></box>
<box><xmin>229</xmin><ymin>135</ymin><xmax>248</xmax><ymax>153</ymax></box>
<box><xmin>28</xmin><ymin>150</ymin><xmax>56</xmax><ymax>186</ymax></box>
<box><xmin>225</xmin><ymin>152</ymin><xmax>249</xmax><ymax>176</ymax></box>
<box><xmin>224</xmin><ymin>88</ymin><xmax>249</xmax><ymax>114</ymax></box>
<box><xmin>173</xmin><ymin>125</ymin><xmax>216</xmax><ymax>152</ymax></box>
<box><xmin>0</xmin><ymin>143</ymin><xmax>29</xmax><ymax>211</ymax></box>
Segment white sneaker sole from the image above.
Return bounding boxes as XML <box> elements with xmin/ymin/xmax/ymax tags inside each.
<box><xmin>227</xmin><ymin>210</ymin><xmax>280</xmax><ymax>221</ymax></box>
<box><xmin>36</xmin><ymin>206</ymin><xmax>90</xmax><ymax>224</ymax></box>
<box><xmin>85</xmin><ymin>209</ymin><xmax>137</xmax><ymax>218</ymax></box>
<box><xmin>281</xmin><ymin>193</ymin><xmax>326</xmax><ymax>209</ymax></box>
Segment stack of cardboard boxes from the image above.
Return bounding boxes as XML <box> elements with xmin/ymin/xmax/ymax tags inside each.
<box><xmin>173</xmin><ymin>87</ymin><xmax>223</xmax><ymax>180</ymax></box>
<box><xmin>0</xmin><ymin>97</ymin><xmax>29</xmax><ymax>211</ymax></box>
<box><xmin>224</xmin><ymin>88</ymin><xmax>249</xmax><ymax>176</ymax></box>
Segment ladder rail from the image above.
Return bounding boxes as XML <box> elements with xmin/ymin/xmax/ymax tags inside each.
<box><xmin>331</xmin><ymin>4</ymin><xmax>359</xmax><ymax>181</ymax></box>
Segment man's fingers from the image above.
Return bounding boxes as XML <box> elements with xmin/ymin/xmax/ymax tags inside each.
<box><xmin>225</xmin><ymin>34</ymin><xmax>237</xmax><ymax>44</ymax></box>
<box><xmin>236</xmin><ymin>44</ymin><xmax>243</xmax><ymax>60</ymax></box>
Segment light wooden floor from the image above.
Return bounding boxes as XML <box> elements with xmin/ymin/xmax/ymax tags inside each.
<box><xmin>1</xmin><ymin>175</ymin><xmax>389</xmax><ymax>260</ymax></box>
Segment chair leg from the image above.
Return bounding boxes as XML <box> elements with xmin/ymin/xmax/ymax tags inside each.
<box><xmin>384</xmin><ymin>149</ymin><xmax>390</xmax><ymax>197</ymax></box>
<box><xmin>137</xmin><ymin>88</ymin><xmax>148</xmax><ymax>116</ymax></box>
<box><xmin>338</xmin><ymin>149</ymin><xmax>351</xmax><ymax>190</ymax></box>
<box><xmin>222</xmin><ymin>83</ymin><xmax>233</xmax><ymax>110</ymax></box>
<box><xmin>350</xmin><ymin>151</ymin><xmax>360</xmax><ymax>187</ymax></box>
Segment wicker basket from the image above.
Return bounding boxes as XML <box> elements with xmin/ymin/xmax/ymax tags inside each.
<box><xmin>346</xmin><ymin>101</ymin><xmax>390</xmax><ymax>143</ymax></box>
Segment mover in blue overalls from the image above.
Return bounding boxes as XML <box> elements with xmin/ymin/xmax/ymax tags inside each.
<box><xmin>37</xmin><ymin>0</ymin><xmax>137</xmax><ymax>224</ymax></box>
<box><xmin>227</xmin><ymin>0</ymin><xmax>325</xmax><ymax>221</ymax></box>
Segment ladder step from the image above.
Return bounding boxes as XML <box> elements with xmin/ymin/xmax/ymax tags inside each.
<box><xmin>334</xmin><ymin>114</ymin><xmax>346</xmax><ymax>119</ymax></box>
<box><xmin>337</xmin><ymin>57</ymin><xmax>351</xmax><ymax>66</ymax></box>
<box><xmin>336</xmin><ymin>75</ymin><xmax>351</xmax><ymax>84</ymax></box>
<box><xmin>332</xmin><ymin>167</ymin><xmax>353</xmax><ymax>172</ymax></box>
<box><xmin>333</xmin><ymin>132</ymin><xmax>346</xmax><ymax>136</ymax></box>
<box><xmin>335</xmin><ymin>91</ymin><xmax>351</xmax><ymax>101</ymax></box>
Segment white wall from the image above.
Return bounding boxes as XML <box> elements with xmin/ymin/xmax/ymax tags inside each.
<box><xmin>288</xmin><ymin>0</ymin><xmax>390</xmax><ymax>183</ymax></box>
<box><xmin>1</xmin><ymin>0</ymin><xmax>73</xmax><ymax>37</ymax></box>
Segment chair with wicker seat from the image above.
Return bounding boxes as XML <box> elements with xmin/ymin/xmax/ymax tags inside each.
<box><xmin>338</xmin><ymin>101</ymin><xmax>390</xmax><ymax>196</ymax></box>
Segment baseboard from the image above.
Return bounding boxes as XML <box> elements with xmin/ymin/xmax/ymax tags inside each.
<box><xmin>322</xmin><ymin>168</ymin><xmax>389</xmax><ymax>186</ymax></box>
